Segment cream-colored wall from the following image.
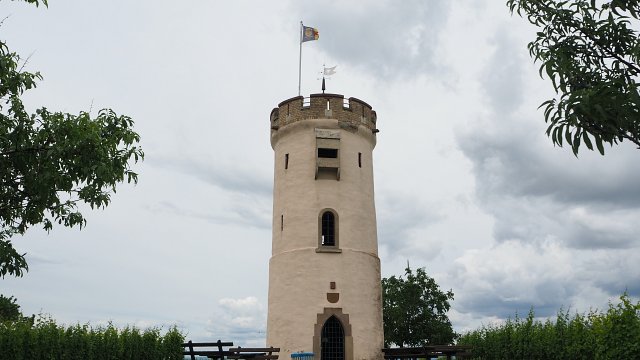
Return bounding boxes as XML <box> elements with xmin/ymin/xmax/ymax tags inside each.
<box><xmin>267</xmin><ymin>112</ymin><xmax>383</xmax><ymax>360</ymax></box>
<box><xmin>270</xmin><ymin>119</ymin><xmax>378</xmax><ymax>255</ymax></box>
<box><xmin>267</xmin><ymin>249</ymin><xmax>383</xmax><ymax>359</ymax></box>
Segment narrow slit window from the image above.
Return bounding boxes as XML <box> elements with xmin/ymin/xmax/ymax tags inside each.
<box><xmin>285</xmin><ymin>153</ymin><xmax>289</xmax><ymax>169</ymax></box>
<box><xmin>318</xmin><ymin>148</ymin><xmax>338</xmax><ymax>158</ymax></box>
<box><xmin>326</xmin><ymin>100</ymin><xmax>330</xmax><ymax>110</ymax></box>
<box><xmin>321</xmin><ymin>211</ymin><xmax>335</xmax><ymax>246</ymax></box>
<box><xmin>281</xmin><ymin>215</ymin><xmax>284</xmax><ymax>231</ymax></box>
<box><xmin>358</xmin><ymin>152</ymin><xmax>362</xmax><ymax>168</ymax></box>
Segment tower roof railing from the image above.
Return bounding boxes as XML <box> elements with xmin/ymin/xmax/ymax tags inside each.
<box><xmin>301</xmin><ymin>96</ymin><xmax>351</xmax><ymax>109</ymax></box>
<box><xmin>271</xmin><ymin>93</ymin><xmax>378</xmax><ymax>132</ymax></box>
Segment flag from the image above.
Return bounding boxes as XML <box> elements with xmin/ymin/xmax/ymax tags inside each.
<box><xmin>302</xmin><ymin>26</ymin><xmax>319</xmax><ymax>42</ymax></box>
<box><xmin>324</xmin><ymin>66</ymin><xmax>337</xmax><ymax>76</ymax></box>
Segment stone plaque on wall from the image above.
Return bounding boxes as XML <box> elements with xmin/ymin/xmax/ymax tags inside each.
<box><xmin>315</xmin><ymin>128</ymin><xmax>341</xmax><ymax>139</ymax></box>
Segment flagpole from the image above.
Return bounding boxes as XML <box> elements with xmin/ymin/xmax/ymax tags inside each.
<box><xmin>298</xmin><ymin>21</ymin><xmax>303</xmax><ymax>96</ymax></box>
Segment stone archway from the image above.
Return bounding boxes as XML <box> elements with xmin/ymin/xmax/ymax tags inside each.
<box><xmin>313</xmin><ymin>308</ymin><xmax>353</xmax><ymax>360</ymax></box>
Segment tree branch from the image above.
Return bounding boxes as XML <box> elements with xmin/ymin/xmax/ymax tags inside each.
<box><xmin>0</xmin><ymin>145</ymin><xmax>49</xmax><ymax>156</ymax></box>
<box><xmin>576</xmin><ymin>26</ymin><xmax>640</xmax><ymax>74</ymax></box>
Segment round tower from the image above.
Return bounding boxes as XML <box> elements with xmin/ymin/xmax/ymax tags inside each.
<box><xmin>266</xmin><ymin>93</ymin><xmax>383</xmax><ymax>360</ymax></box>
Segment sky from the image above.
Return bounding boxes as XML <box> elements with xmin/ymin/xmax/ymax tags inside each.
<box><xmin>2</xmin><ymin>0</ymin><xmax>640</xmax><ymax>347</ymax></box>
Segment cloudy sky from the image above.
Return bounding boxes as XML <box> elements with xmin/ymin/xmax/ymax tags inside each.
<box><xmin>2</xmin><ymin>0</ymin><xmax>639</xmax><ymax>347</ymax></box>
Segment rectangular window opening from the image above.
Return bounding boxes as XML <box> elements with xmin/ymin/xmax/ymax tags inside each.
<box><xmin>281</xmin><ymin>215</ymin><xmax>283</xmax><ymax>231</ymax></box>
<box><xmin>285</xmin><ymin>153</ymin><xmax>289</xmax><ymax>169</ymax></box>
<box><xmin>358</xmin><ymin>152</ymin><xmax>362</xmax><ymax>168</ymax></box>
<box><xmin>318</xmin><ymin>148</ymin><xmax>338</xmax><ymax>158</ymax></box>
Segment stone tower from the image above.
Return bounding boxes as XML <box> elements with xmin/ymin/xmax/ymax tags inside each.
<box><xmin>266</xmin><ymin>93</ymin><xmax>383</xmax><ymax>360</ymax></box>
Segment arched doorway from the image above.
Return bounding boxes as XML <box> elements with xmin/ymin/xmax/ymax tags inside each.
<box><xmin>321</xmin><ymin>316</ymin><xmax>345</xmax><ymax>360</ymax></box>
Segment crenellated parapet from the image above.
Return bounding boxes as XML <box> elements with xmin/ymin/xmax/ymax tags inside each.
<box><xmin>270</xmin><ymin>93</ymin><xmax>378</xmax><ymax>133</ymax></box>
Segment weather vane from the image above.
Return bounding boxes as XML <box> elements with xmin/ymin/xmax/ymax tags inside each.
<box><xmin>318</xmin><ymin>64</ymin><xmax>337</xmax><ymax>93</ymax></box>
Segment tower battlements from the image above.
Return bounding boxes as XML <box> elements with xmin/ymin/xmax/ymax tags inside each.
<box><xmin>270</xmin><ymin>93</ymin><xmax>378</xmax><ymax>132</ymax></box>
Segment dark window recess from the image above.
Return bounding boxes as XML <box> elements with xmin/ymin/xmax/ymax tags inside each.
<box><xmin>321</xmin><ymin>212</ymin><xmax>336</xmax><ymax>246</ymax></box>
<box><xmin>318</xmin><ymin>148</ymin><xmax>338</xmax><ymax>158</ymax></box>
<box><xmin>281</xmin><ymin>215</ymin><xmax>284</xmax><ymax>231</ymax></box>
<box><xmin>321</xmin><ymin>316</ymin><xmax>345</xmax><ymax>360</ymax></box>
<box><xmin>358</xmin><ymin>152</ymin><xmax>362</xmax><ymax>168</ymax></box>
<box><xmin>285</xmin><ymin>153</ymin><xmax>289</xmax><ymax>169</ymax></box>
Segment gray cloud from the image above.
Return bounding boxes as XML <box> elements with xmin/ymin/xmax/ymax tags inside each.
<box><xmin>564</xmin><ymin>215</ymin><xmax>639</xmax><ymax>250</ymax></box>
<box><xmin>206</xmin><ymin>297</ymin><xmax>267</xmax><ymax>347</ymax></box>
<box><xmin>448</xmin><ymin>240</ymin><xmax>585</xmax><ymax>319</ymax></box>
<box><xmin>456</xmin><ymin>24</ymin><xmax>640</xmax><ymax>251</ymax></box>
<box><xmin>587</xmin><ymin>251</ymin><xmax>640</xmax><ymax>298</ymax></box>
<box><xmin>144</xmin><ymin>155</ymin><xmax>273</xmax><ymax>229</ymax></box>
<box><xmin>377</xmin><ymin>192</ymin><xmax>444</xmax><ymax>259</ymax></box>
<box><xmin>23</xmin><ymin>252</ymin><xmax>63</xmax><ymax>267</ymax></box>
<box><xmin>448</xmin><ymin>24</ymin><xmax>640</xmax><ymax>324</ymax></box>
<box><xmin>482</xmin><ymin>27</ymin><xmax>526</xmax><ymax>115</ymax></box>
<box><xmin>290</xmin><ymin>0</ymin><xmax>452</xmax><ymax>80</ymax></box>
<box><xmin>149</xmin><ymin>156</ymin><xmax>272</xmax><ymax>199</ymax></box>
<box><xmin>462</xmin><ymin>129</ymin><xmax>640</xmax><ymax>208</ymax></box>
<box><xmin>460</xmin><ymin>292</ymin><xmax>564</xmax><ymax>319</ymax></box>
<box><xmin>147</xmin><ymin>200</ymin><xmax>270</xmax><ymax>230</ymax></box>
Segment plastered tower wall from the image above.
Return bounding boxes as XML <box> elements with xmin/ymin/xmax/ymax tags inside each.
<box><xmin>266</xmin><ymin>94</ymin><xmax>384</xmax><ymax>360</ymax></box>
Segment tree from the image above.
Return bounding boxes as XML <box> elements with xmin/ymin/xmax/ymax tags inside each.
<box><xmin>0</xmin><ymin>294</ymin><xmax>32</xmax><ymax>324</ymax></box>
<box><xmin>507</xmin><ymin>0</ymin><xmax>640</xmax><ymax>155</ymax></box>
<box><xmin>0</xmin><ymin>294</ymin><xmax>22</xmax><ymax>322</ymax></box>
<box><xmin>382</xmin><ymin>265</ymin><xmax>456</xmax><ymax>347</ymax></box>
<box><xmin>1</xmin><ymin>0</ymin><xmax>143</xmax><ymax>278</ymax></box>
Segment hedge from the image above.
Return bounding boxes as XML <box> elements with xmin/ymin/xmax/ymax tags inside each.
<box><xmin>0</xmin><ymin>316</ymin><xmax>184</xmax><ymax>360</ymax></box>
<box><xmin>458</xmin><ymin>293</ymin><xmax>640</xmax><ymax>360</ymax></box>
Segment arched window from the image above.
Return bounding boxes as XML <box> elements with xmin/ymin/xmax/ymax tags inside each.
<box><xmin>318</xmin><ymin>209</ymin><xmax>340</xmax><ymax>251</ymax></box>
<box><xmin>321</xmin><ymin>212</ymin><xmax>335</xmax><ymax>246</ymax></box>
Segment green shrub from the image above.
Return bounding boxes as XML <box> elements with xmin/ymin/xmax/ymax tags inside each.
<box><xmin>458</xmin><ymin>293</ymin><xmax>639</xmax><ymax>360</ymax></box>
<box><xmin>0</xmin><ymin>315</ymin><xmax>184</xmax><ymax>360</ymax></box>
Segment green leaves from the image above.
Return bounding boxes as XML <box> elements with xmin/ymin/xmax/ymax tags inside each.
<box><xmin>9</xmin><ymin>0</ymin><xmax>48</xmax><ymax>7</ymax></box>
<box><xmin>382</xmin><ymin>265</ymin><xmax>456</xmax><ymax>347</ymax></box>
<box><xmin>458</xmin><ymin>293</ymin><xmax>640</xmax><ymax>359</ymax></box>
<box><xmin>0</xmin><ymin>295</ymin><xmax>21</xmax><ymax>322</ymax></box>
<box><xmin>0</xmin><ymin>316</ymin><xmax>185</xmax><ymax>360</ymax></box>
<box><xmin>507</xmin><ymin>0</ymin><xmax>640</xmax><ymax>155</ymax></box>
<box><xmin>0</xmin><ymin>237</ymin><xmax>28</xmax><ymax>278</ymax></box>
<box><xmin>0</xmin><ymin>105</ymin><xmax>144</xmax><ymax>278</ymax></box>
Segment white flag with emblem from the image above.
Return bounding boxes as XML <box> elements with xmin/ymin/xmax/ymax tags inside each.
<box><xmin>323</xmin><ymin>66</ymin><xmax>337</xmax><ymax>76</ymax></box>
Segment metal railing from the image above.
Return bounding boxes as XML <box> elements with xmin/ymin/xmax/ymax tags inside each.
<box><xmin>291</xmin><ymin>351</ymin><xmax>314</xmax><ymax>359</ymax></box>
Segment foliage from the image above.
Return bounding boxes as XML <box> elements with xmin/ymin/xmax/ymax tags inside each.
<box><xmin>507</xmin><ymin>0</ymin><xmax>640</xmax><ymax>155</ymax></box>
<box><xmin>9</xmin><ymin>0</ymin><xmax>48</xmax><ymax>6</ymax></box>
<box><xmin>382</xmin><ymin>265</ymin><xmax>456</xmax><ymax>347</ymax></box>
<box><xmin>0</xmin><ymin>1</ymin><xmax>143</xmax><ymax>278</ymax></box>
<box><xmin>0</xmin><ymin>295</ymin><xmax>22</xmax><ymax>322</ymax></box>
<box><xmin>0</xmin><ymin>315</ymin><xmax>184</xmax><ymax>360</ymax></box>
<box><xmin>0</xmin><ymin>294</ymin><xmax>34</xmax><ymax>328</ymax></box>
<box><xmin>0</xmin><ymin>235</ymin><xmax>28</xmax><ymax>278</ymax></box>
<box><xmin>458</xmin><ymin>293</ymin><xmax>640</xmax><ymax>359</ymax></box>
